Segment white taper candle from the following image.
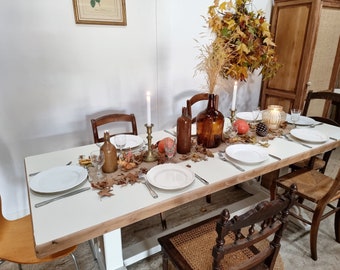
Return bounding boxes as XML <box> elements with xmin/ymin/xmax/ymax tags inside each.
<box><xmin>146</xmin><ymin>91</ymin><xmax>151</xmax><ymax>126</ymax></box>
<box><xmin>231</xmin><ymin>81</ymin><xmax>238</xmax><ymax>111</ymax></box>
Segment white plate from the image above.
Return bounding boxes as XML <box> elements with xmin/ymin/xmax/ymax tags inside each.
<box><xmin>290</xmin><ymin>128</ymin><xmax>328</xmax><ymax>143</ymax></box>
<box><xmin>147</xmin><ymin>164</ymin><xmax>194</xmax><ymax>190</ymax></box>
<box><xmin>29</xmin><ymin>166</ymin><xmax>88</xmax><ymax>194</ymax></box>
<box><xmin>236</xmin><ymin>111</ymin><xmax>262</xmax><ymax>121</ymax></box>
<box><xmin>225</xmin><ymin>144</ymin><xmax>269</xmax><ymax>164</ymax></box>
<box><xmin>286</xmin><ymin>115</ymin><xmax>317</xmax><ymax>126</ymax></box>
<box><xmin>113</xmin><ymin>135</ymin><xmax>144</xmax><ymax>150</ymax></box>
<box><xmin>191</xmin><ymin>123</ymin><xmax>197</xmax><ymax>136</ymax></box>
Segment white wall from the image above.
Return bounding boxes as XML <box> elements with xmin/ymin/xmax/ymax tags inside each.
<box><xmin>0</xmin><ymin>0</ymin><xmax>272</xmax><ymax>219</ymax></box>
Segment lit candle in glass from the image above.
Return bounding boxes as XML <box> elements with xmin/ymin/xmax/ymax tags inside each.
<box><xmin>262</xmin><ymin>105</ymin><xmax>286</xmax><ymax>130</ymax></box>
<box><xmin>146</xmin><ymin>91</ymin><xmax>151</xmax><ymax>126</ymax></box>
<box><xmin>231</xmin><ymin>81</ymin><xmax>238</xmax><ymax>111</ymax></box>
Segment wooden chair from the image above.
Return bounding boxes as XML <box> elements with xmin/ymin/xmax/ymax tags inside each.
<box><xmin>186</xmin><ymin>93</ymin><xmax>219</xmax><ymax>123</ymax></box>
<box><xmin>158</xmin><ymin>184</ymin><xmax>297</xmax><ymax>270</ymax></box>
<box><xmin>270</xmin><ymin>167</ymin><xmax>340</xmax><ymax>261</ymax></box>
<box><xmin>91</xmin><ymin>113</ymin><xmax>138</xmax><ymax>143</ymax></box>
<box><xmin>0</xmin><ymin>197</ymin><xmax>79</xmax><ymax>269</ymax></box>
<box><xmin>302</xmin><ymin>90</ymin><xmax>340</xmax><ymax>125</ymax></box>
<box><xmin>290</xmin><ymin>90</ymin><xmax>340</xmax><ymax>173</ymax></box>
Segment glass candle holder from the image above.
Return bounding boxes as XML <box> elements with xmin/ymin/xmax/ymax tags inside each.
<box><xmin>262</xmin><ymin>105</ymin><xmax>286</xmax><ymax>130</ymax></box>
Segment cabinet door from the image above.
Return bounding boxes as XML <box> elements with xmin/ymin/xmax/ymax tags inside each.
<box><xmin>260</xmin><ymin>0</ymin><xmax>321</xmax><ymax>112</ymax></box>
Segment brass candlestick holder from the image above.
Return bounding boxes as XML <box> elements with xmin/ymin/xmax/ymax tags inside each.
<box><xmin>229</xmin><ymin>109</ymin><xmax>237</xmax><ymax>124</ymax></box>
<box><xmin>144</xmin><ymin>124</ymin><xmax>158</xmax><ymax>162</ymax></box>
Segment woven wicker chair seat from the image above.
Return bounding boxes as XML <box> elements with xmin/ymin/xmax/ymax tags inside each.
<box><xmin>291</xmin><ymin>157</ymin><xmax>325</xmax><ymax>171</ymax></box>
<box><xmin>277</xmin><ymin>169</ymin><xmax>340</xmax><ymax>203</ymax></box>
<box><xmin>168</xmin><ymin>217</ymin><xmax>283</xmax><ymax>270</ymax></box>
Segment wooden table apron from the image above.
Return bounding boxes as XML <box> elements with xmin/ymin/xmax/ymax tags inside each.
<box><xmin>24</xmin><ymin>125</ymin><xmax>340</xmax><ymax>258</ymax></box>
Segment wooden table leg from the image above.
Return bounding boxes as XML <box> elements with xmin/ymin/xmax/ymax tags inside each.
<box><xmin>261</xmin><ymin>169</ymin><xmax>280</xmax><ymax>200</ymax></box>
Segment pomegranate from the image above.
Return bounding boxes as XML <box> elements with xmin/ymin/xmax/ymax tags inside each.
<box><xmin>233</xmin><ymin>119</ymin><xmax>249</xmax><ymax>135</ymax></box>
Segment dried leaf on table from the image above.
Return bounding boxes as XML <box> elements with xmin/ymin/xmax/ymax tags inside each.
<box><xmin>98</xmin><ymin>187</ymin><xmax>114</xmax><ymax>197</ymax></box>
<box><xmin>178</xmin><ymin>141</ymin><xmax>213</xmax><ymax>162</ymax></box>
<box><xmin>118</xmin><ymin>160</ymin><xmax>137</xmax><ymax>171</ymax></box>
<box><xmin>78</xmin><ymin>155</ymin><xmax>92</xmax><ymax>167</ymax></box>
<box><xmin>118</xmin><ymin>151</ymin><xmax>145</xmax><ymax>171</ymax></box>
<box><xmin>157</xmin><ymin>152</ymin><xmax>167</xmax><ymax>164</ymax></box>
<box><xmin>122</xmin><ymin>172</ymin><xmax>139</xmax><ymax>185</ymax></box>
<box><xmin>224</xmin><ymin>134</ymin><xmax>257</xmax><ymax>144</ymax></box>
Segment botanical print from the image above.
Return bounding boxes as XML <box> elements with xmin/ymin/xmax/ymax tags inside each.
<box><xmin>74</xmin><ymin>0</ymin><xmax>126</xmax><ymax>25</ymax></box>
<box><xmin>90</xmin><ymin>0</ymin><xmax>101</xmax><ymax>8</ymax></box>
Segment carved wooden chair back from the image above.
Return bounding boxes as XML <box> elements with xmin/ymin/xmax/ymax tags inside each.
<box><xmin>158</xmin><ymin>184</ymin><xmax>297</xmax><ymax>270</ymax></box>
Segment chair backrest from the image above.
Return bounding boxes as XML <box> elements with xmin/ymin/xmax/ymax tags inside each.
<box><xmin>91</xmin><ymin>113</ymin><xmax>138</xmax><ymax>143</ymax></box>
<box><xmin>301</xmin><ymin>90</ymin><xmax>340</xmax><ymax>173</ymax></box>
<box><xmin>212</xmin><ymin>184</ymin><xmax>297</xmax><ymax>270</ymax></box>
<box><xmin>302</xmin><ymin>90</ymin><xmax>340</xmax><ymax>126</ymax></box>
<box><xmin>186</xmin><ymin>93</ymin><xmax>219</xmax><ymax>123</ymax></box>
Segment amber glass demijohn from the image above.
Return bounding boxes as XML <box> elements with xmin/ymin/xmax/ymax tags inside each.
<box><xmin>100</xmin><ymin>131</ymin><xmax>118</xmax><ymax>173</ymax></box>
<box><xmin>176</xmin><ymin>107</ymin><xmax>191</xmax><ymax>154</ymax></box>
<box><xmin>196</xmin><ymin>94</ymin><xmax>224</xmax><ymax>148</ymax></box>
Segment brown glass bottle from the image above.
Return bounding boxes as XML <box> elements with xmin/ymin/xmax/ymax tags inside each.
<box><xmin>176</xmin><ymin>107</ymin><xmax>191</xmax><ymax>154</ymax></box>
<box><xmin>100</xmin><ymin>131</ymin><xmax>118</xmax><ymax>173</ymax></box>
<box><xmin>196</xmin><ymin>94</ymin><xmax>224</xmax><ymax>148</ymax></box>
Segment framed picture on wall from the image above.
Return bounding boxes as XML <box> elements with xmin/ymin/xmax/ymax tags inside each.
<box><xmin>73</xmin><ymin>0</ymin><xmax>127</xmax><ymax>25</ymax></box>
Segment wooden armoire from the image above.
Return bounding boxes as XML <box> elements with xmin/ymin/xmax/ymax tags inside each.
<box><xmin>260</xmin><ymin>0</ymin><xmax>340</xmax><ymax>116</ymax></box>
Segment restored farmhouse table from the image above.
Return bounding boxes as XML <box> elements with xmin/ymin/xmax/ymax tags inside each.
<box><xmin>25</xmin><ymin>124</ymin><xmax>340</xmax><ymax>269</ymax></box>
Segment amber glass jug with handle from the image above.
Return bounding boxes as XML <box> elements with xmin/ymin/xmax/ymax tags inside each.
<box><xmin>176</xmin><ymin>107</ymin><xmax>191</xmax><ymax>154</ymax></box>
<box><xmin>100</xmin><ymin>131</ymin><xmax>118</xmax><ymax>173</ymax></box>
<box><xmin>196</xmin><ymin>94</ymin><xmax>224</xmax><ymax>148</ymax></box>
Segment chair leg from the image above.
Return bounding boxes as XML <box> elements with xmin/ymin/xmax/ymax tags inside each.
<box><xmin>162</xmin><ymin>250</ymin><xmax>169</xmax><ymax>270</ymax></box>
<box><xmin>335</xmin><ymin>199</ymin><xmax>340</xmax><ymax>243</ymax></box>
<box><xmin>88</xmin><ymin>238</ymin><xmax>106</xmax><ymax>270</ymax></box>
<box><xmin>70</xmin><ymin>253</ymin><xmax>80</xmax><ymax>270</ymax></box>
<box><xmin>160</xmin><ymin>213</ymin><xmax>167</xmax><ymax>230</ymax></box>
<box><xmin>310</xmin><ymin>208</ymin><xmax>323</xmax><ymax>261</ymax></box>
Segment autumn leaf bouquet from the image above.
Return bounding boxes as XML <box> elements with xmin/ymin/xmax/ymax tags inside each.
<box><xmin>197</xmin><ymin>0</ymin><xmax>280</xmax><ymax>86</ymax></box>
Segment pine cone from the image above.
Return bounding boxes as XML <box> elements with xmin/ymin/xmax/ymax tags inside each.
<box><xmin>256</xmin><ymin>122</ymin><xmax>268</xmax><ymax>137</ymax></box>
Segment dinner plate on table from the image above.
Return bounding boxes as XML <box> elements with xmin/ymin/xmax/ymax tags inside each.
<box><xmin>286</xmin><ymin>115</ymin><xmax>317</xmax><ymax>126</ymax></box>
<box><xmin>225</xmin><ymin>144</ymin><xmax>269</xmax><ymax>164</ymax></box>
<box><xmin>191</xmin><ymin>123</ymin><xmax>197</xmax><ymax>136</ymax></box>
<box><xmin>147</xmin><ymin>164</ymin><xmax>194</xmax><ymax>190</ymax></box>
<box><xmin>29</xmin><ymin>165</ymin><xmax>88</xmax><ymax>194</ymax></box>
<box><xmin>290</xmin><ymin>128</ymin><xmax>328</xmax><ymax>143</ymax></box>
<box><xmin>113</xmin><ymin>135</ymin><xmax>144</xmax><ymax>150</ymax></box>
<box><xmin>236</xmin><ymin>111</ymin><xmax>262</xmax><ymax>122</ymax></box>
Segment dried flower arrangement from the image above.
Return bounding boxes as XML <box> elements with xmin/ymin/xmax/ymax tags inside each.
<box><xmin>196</xmin><ymin>0</ymin><xmax>281</xmax><ymax>88</ymax></box>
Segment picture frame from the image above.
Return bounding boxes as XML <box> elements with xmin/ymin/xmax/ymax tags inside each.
<box><xmin>73</xmin><ymin>0</ymin><xmax>127</xmax><ymax>26</ymax></box>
